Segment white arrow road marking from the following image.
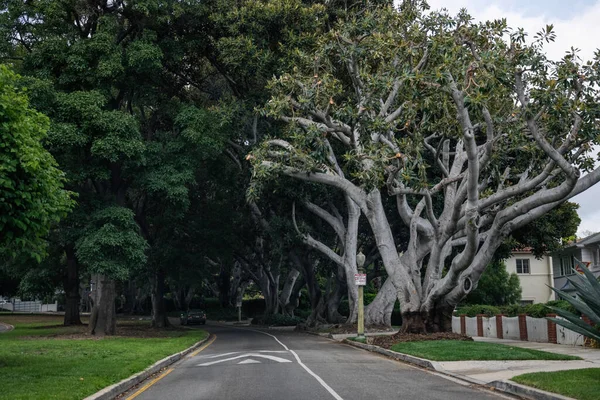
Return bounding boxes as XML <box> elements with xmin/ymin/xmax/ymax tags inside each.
<box><xmin>198</xmin><ymin>352</ymin><xmax>240</xmax><ymax>359</ymax></box>
<box><xmin>242</xmin><ymin>328</ymin><xmax>345</xmax><ymax>400</ymax></box>
<box><xmin>197</xmin><ymin>350</ymin><xmax>287</xmax><ymax>359</ymax></box>
<box><xmin>197</xmin><ymin>353</ymin><xmax>292</xmax><ymax>367</ymax></box>
<box><xmin>238</xmin><ymin>359</ymin><xmax>261</xmax><ymax>364</ymax></box>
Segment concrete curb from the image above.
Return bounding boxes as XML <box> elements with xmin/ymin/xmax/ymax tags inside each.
<box><xmin>300</xmin><ymin>330</ymin><xmax>331</xmax><ymax>338</ymax></box>
<box><xmin>83</xmin><ymin>334</ymin><xmax>212</xmax><ymax>400</ymax></box>
<box><xmin>343</xmin><ymin>339</ymin><xmax>575</xmax><ymax>400</ymax></box>
<box><xmin>490</xmin><ymin>380</ymin><xmax>576</xmax><ymax>400</ymax></box>
<box><xmin>329</xmin><ymin>331</ymin><xmax>398</xmax><ymax>341</ymax></box>
<box><xmin>267</xmin><ymin>326</ymin><xmax>297</xmax><ymax>331</ymax></box>
<box><xmin>342</xmin><ymin>339</ymin><xmax>436</xmax><ymax>369</ymax></box>
<box><xmin>0</xmin><ymin>322</ymin><xmax>14</xmax><ymax>332</ymax></box>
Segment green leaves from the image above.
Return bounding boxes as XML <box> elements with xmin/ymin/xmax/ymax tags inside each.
<box><xmin>175</xmin><ymin>105</ymin><xmax>228</xmax><ymax>158</ymax></box>
<box><xmin>0</xmin><ymin>65</ymin><xmax>74</xmax><ymax>260</ymax></box>
<box><xmin>75</xmin><ymin>207</ymin><xmax>148</xmax><ymax>280</ymax></box>
<box><xmin>548</xmin><ymin>260</ymin><xmax>600</xmax><ymax>343</ymax></box>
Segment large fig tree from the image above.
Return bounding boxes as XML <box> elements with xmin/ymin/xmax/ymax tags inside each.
<box><xmin>250</xmin><ymin>4</ymin><xmax>600</xmax><ymax>332</ymax></box>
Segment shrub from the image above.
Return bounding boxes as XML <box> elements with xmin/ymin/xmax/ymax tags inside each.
<box><xmin>455</xmin><ymin>305</ymin><xmax>501</xmax><ymax>317</ymax></box>
<box><xmin>500</xmin><ymin>304</ymin><xmax>526</xmax><ymax>317</ymax></box>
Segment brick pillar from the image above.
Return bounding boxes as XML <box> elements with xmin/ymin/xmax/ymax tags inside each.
<box><xmin>460</xmin><ymin>314</ymin><xmax>466</xmax><ymax>335</ymax></box>
<box><xmin>583</xmin><ymin>315</ymin><xmax>595</xmax><ymax>348</ymax></box>
<box><xmin>518</xmin><ymin>314</ymin><xmax>528</xmax><ymax>341</ymax></box>
<box><xmin>496</xmin><ymin>314</ymin><xmax>504</xmax><ymax>339</ymax></box>
<box><xmin>476</xmin><ymin>314</ymin><xmax>484</xmax><ymax>337</ymax></box>
<box><xmin>547</xmin><ymin>313</ymin><xmax>557</xmax><ymax>344</ymax></box>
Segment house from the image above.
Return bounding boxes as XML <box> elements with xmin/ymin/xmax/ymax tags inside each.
<box><xmin>551</xmin><ymin>232</ymin><xmax>600</xmax><ymax>294</ymax></box>
<box><xmin>506</xmin><ymin>249</ymin><xmax>554</xmax><ymax>304</ymax></box>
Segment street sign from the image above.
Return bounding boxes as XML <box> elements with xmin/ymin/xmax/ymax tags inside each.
<box><xmin>354</xmin><ymin>273</ymin><xmax>366</xmax><ymax>286</ymax></box>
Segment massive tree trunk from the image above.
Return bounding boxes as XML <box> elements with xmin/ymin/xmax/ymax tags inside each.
<box><xmin>279</xmin><ymin>267</ymin><xmax>300</xmax><ymax>315</ymax></box>
<box><xmin>151</xmin><ymin>268</ymin><xmax>170</xmax><ymax>328</ymax></box>
<box><xmin>285</xmin><ymin>276</ymin><xmax>304</xmax><ymax>316</ymax></box>
<box><xmin>122</xmin><ymin>280</ymin><xmax>137</xmax><ymax>315</ymax></box>
<box><xmin>63</xmin><ymin>246</ymin><xmax>82</xmax><ymax>326</ymax></box>
<box><xmin>258</xmin><ymin>272</ymin><xmax>280</xmax><ymax>316</ymax></box>
<box><xmin>218</xmin><ymin>265</ymin><xmax>231</xmax><ymax>308</ymax></box>
<box><xmin>89</xmin><ymin>274</ymin><xmax>117</xmax><ymax>335</ymax></box>
<box><xmin>326</xmin><ymin>266</ymin><xmax>346</xmax><ymax>324</ymax></box>
<box><xmin>363</xmin><ymin>190</ymin><xmax>424</xmax><ymax>328</ymax></box>
<box><xmin>365</xmin><ymin>278</ymin><xmax>396</xmax><ymax>327</ymax></box>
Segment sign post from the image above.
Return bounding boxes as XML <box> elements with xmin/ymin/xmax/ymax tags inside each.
<box><xmin>356</xmin><ymin>252</ymin><xmax>366</xmax><ymax>339</ymax></box>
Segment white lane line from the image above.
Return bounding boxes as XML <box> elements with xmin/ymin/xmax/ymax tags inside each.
<box><xmin>289</xmin><ymin>349</ymin><xmax>344</xmax><ymax>400</ymax></box>
<box><xmin>198</xmin><ymin>351</ymin><xmax>240</xmax><ymax>359</ymax></box>
<box><xmin>246</xmin><ymin>329</ymin><xmax>344</xmax><ymax>400</ymax></box>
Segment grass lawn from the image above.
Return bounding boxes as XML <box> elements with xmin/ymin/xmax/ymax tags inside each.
<box><xmin>390</xmin><ymin>340</ymin><xmax>581</xmax><ymax>361</ymax></box>
<box><xmin>512</xmin><ymin>368</ymin><xmax>600</xmax><ymax>400</ymax></box>
<box><xmin>0</xmin><ymin>314</ymin><xmax>208</xmax><ymax>400</ymax></box>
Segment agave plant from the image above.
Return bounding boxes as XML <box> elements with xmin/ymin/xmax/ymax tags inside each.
<box><xmin>548</xmin><ymin>259</ymin><xmax>600</xmax><ymax>342</ymax></box>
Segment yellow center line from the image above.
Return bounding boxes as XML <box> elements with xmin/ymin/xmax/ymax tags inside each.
<box><xmin>187</xmin><ymin>334</ymin><xmax>217</xmax><ymax>358</ymax></box>
<box><xmin>125</xmin><ymin>334</ymin><xmax>216</xmax><ymax>400</ymax></box>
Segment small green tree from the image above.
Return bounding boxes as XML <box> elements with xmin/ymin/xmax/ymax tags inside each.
<box><xmin>465</xmin><ymin>260</ymin><xmax>521</xmax><ymax>306</ymax></box>
<box><xmin>0</xmin><ymin>65</ymin><xmax>73</xmax><ymax>261</ymax></box>
<box><xmin>549</xmin><ymin>260</ymin><xmax>600</xmax><ymax>343</ymax></box>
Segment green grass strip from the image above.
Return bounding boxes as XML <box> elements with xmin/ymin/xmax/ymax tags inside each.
<box><xmin>390</xmin><ymin>340</ymin><xmax>581</xmax><ymax>361</ymax></box>
<box><xmin>0</xmin><ymin>316</ymin><xmax>208</xmax><ymax>400</ymax></box>
<box><xmin>512</xmin><ymin>368</ymin><xmax>600</xmax><ymax>400</ymax></box>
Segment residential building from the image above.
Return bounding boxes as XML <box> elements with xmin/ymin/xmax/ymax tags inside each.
<box><xmin>551</xmin><ymin>232</ymin><xmax>600</xmax><ymax>294</ymax></box>
<box><xmin>506</xmin><ymin>249</ymin><xmax>554</xmax><ymax>304</ymax></box>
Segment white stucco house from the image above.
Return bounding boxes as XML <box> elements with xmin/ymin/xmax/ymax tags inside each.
<box><xmin>551</xmin><ymin>232</ymin><xmax>600</xmax><ymax>294</ymax></box>
<box><xmin>506</xmin><ymin>249</ymin><xmax>554</xmax><ymax>304</ymax></box>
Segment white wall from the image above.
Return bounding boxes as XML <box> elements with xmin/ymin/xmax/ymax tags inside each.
<box><xmin>451</xmin><ymin>315</ymin><xmax>586</xmax><ymax>346</ymax></box>
<box><xmin>507</xmin><ymin>252</ymin><xmax>553</xmax><ymax>303</ymax></box>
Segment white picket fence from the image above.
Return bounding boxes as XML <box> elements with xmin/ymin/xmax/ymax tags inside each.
<box><xmin>0</xmin><ymin>300</ymin><xmax>57</xmax><ymax>312</ymax></box>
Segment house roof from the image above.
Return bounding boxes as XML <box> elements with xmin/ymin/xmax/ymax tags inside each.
<box><xmin>574</xmin><ymin>232</ymin><xmax>600</xmax><ymax>247</ymax></box>
<box><xmin>555</xmin><ymin>232</ymin><xmax>600</xmax><ymax>252</ymax></box>
<box><xmin>558</xmin><ymin>270</ymin><xmax>600</xmax><ymax>292</ymax></box>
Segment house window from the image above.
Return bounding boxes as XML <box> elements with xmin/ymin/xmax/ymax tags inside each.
<box><xmin>560</xmin><ymin>256</ymin><xmax>574</xmax><ymax>276</ymax></box>
<box><xmin>520</xmin><ymin>300</ymin><xmax>534</xmax><ymax>306</ymax></box>
<box><xmin>516</xmin><ymin>259</ymin><xmax>530</xmax><ymax>274</ymax></box>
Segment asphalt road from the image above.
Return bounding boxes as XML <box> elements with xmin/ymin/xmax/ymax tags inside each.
<box><xmin>128</xmin><ymin>324</ymin><xmax>506</xmax><ymax>400</ymax></box>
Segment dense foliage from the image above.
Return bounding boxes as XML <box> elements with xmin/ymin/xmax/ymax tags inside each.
<box><xmin>0</xmin><ymin>1</ymin><xmax>594</xmax><ymax>335</ymax></box>
<box><xmin>0</xmin><ymin>65</ymin><xmax>73</xmax><ymax>261</ymax></box>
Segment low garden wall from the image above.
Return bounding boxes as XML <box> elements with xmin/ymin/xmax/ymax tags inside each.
<box><xmin>452</xmin><ymin>313</ymin><xmax>592</xmax><ymax>347</ymax></box>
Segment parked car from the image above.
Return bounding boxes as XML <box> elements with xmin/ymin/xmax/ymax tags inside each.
<box><xmin>180</xmin><ymin>310</ymin><xmax>207</xmax><ymax>325</ymax></box>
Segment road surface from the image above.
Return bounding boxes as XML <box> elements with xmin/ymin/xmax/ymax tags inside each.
<box><xmin>127</xmin><ymin>324</ymin><xmax>506</xmax><ymax>400</ymax></box>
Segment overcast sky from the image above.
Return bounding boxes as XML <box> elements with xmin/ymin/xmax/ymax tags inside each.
<box><xmin>425</xmin><ymin>0</ymin><xmax>600</xmax><ymax>237</ymax></box>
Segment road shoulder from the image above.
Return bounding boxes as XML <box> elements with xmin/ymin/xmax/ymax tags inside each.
<box><xmin>83</xmin><ymin>334</ymin><xmax>214</xmax><ymax>400</ymax></box>
<box><xmin>343</xmin><ymin>339</ymin><xmax>577</xmax><ymax>400</ymax></box>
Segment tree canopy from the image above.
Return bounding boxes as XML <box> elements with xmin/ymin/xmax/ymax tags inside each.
<box><xmin>250</xmin><ymin>4</ymin><xmax>600</xmax><ymax>332</ymax></box>
<box><xmin>0</xmin><ymin>0</ymin><xmax>593</xmax><ymax>334</ymax></box>
<box><xmin>0</xmin><ymin>65</ymin><xmax>73</xmax><ymax>261</ymax></box>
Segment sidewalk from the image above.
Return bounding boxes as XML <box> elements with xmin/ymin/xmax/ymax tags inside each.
<box><xmin>345</xmin><ymin>336</ymin><xmax>600</xmax><ymax>400</ymax></box>
<box><xmin>434</xmin><ymin>337</ymin><xmax>600</xmax><ymax>383</ymax></box>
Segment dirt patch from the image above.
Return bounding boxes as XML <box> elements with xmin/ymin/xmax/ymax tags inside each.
<box><xmin>16</xmin><ymin>320</ymin><xmax>190</xmax><ymax>340</ymax></box>
<box><xmin>299</xmin><ymin>323</ymin><xmax>396</xmax><ymax>335</ymax></box>
<box><xmin>370</xmin><ymin>332</ymin><xmax>473</xmax><ymax>348</ymax></box>
<box><xmin>0</xmin><ymin>314</ymin><xmax>65</xmax><ymax>325</ymax></box>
